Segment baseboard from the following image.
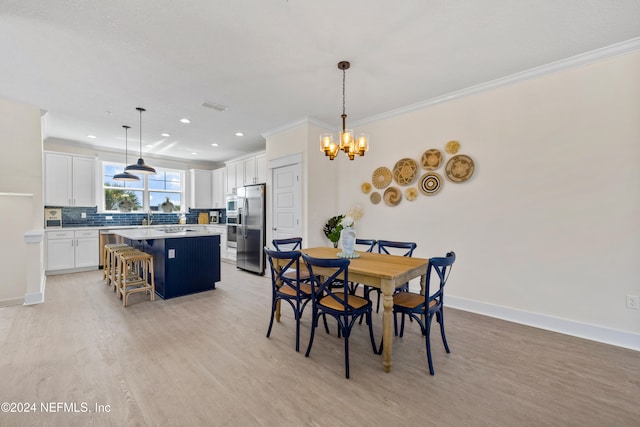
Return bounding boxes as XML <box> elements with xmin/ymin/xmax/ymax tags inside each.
<box><xmin>23</xmin><ymin>273</ymin><xmax>47</xmax><ymax>306</ymax></box>
<box><xmin>447</xmin><ymin>296</ymin><xmax>640</xmax><ymax>352</ymax></box>
<box><xmin>0</xmin><ymin>297</ymin><xmax>25</xmax><ymax>307</ymax></box>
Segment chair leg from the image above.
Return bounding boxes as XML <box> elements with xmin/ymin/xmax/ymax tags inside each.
<box><xmin>437</xmin><ymin>309</ymin><xmax>450</xmax><ymax>353</ymax></box>
<box><xmin>305</xmin><ymin>312</ymin><xmax>318</xmax><ymax>357</ymax></box>
<box><xmin>400</xmin><ymin>313</ymin><xmax>407</xmax><ymax>337</ymax></box>
<box><xmin>425</xmin><ymin>315</ymin><xmax>435</xmax><ymax>375</ymax></box>
<box><xmin>322</xmin><ymin>313</ymin><xmax>330</xmax><ymax>334</ymax></box>
<box><xmin>366</xmin><ymin>311</ymin><xmax>377</xmax><ymax>354</ymax></box>
<box><xmin>266</xmin><ymin>297</ymin><xmax>277</xmax><ymax>338</ymax></box>
<box><xmin>294</xmin><ymin>306</ymin><xmax>301</xmax><ymax>353</ymax></box>
<box><xmin>344</xmin><ymin>332</ymin><xmax>350</xmax><ymax>379</ymax></box>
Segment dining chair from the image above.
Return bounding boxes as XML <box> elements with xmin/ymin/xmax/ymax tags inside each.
<box><xmin>264</xmin><ymin>247</ymin><xmax>326</xmax><ymax>352</ymax></box>
<box><xmin>272</xmin><ymin>237</ymin><xmax>303</xmax><ymax>251</ymax></box>
<box><xmin>272</xmin><ymin>237</ymin><xmax>313</xmax><ymax>282</ymax></box>
<box><xmin>393</xmin><ymin>251</ymin><xmax>456</xmax><ymax>375</ymax></box>
<box><xmin>302</xmin><ymin>253</ymin><xmax>378</xmax><ymax>379</ymax></box>
<box><xmin>366</xmin><ymin>240</ymin><xmax>417</xmax><ymax>312</ymax></box>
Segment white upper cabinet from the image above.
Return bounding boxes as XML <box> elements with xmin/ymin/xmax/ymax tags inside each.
<box><xmin>244</xmin><ymin>156</ymin><xmax>257</xmax><ymax>185</ymax></box>
<box><xmin>45</xmin><ymin>153</ymin><xmax>95</xmax><ymax>207</ymax></box>
<box><xmin>226</xmin><ymin>162</ymin><xmax>237</xmax><ymax>194</ymax></box>
<box><xmin>255</xmin><ymin>153</ymin><xmax>267</xmax><ymax>184</ymax></box>
<box><xmin>212</xmin><ymin>168</ymin><xmax>225</xmax><ymax>208</ymax></box>
<box><xmin>189</xmin><ymin>169</ymin><xmax>213</xmax><ymax>209</ymax></box>
<box><xmin>226</xmin><ymin>152</ymin><xmax>266</xmax><ymax>193</ymax></box>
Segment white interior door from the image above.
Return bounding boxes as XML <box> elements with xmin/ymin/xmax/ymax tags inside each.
<box><xmin>271</xmin><ymin>163</ymin><xmax>301</xmax><ymax>244</ymax></box>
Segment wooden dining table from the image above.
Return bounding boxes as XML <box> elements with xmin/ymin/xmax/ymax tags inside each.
<box><xmin>295</xmin><ymin>247</ymin><xmax>429</xmax><ymax>373</ymax></box>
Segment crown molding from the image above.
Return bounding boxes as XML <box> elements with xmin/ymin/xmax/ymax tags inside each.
<box><xmin>261</xmin><ymin>38</ymin><xmax>640</xmax><ymax>137</ymax></box>
<box><xmin>262</xmin><ymin>116</ymin><xmax>336</xmax><ymax>139</ymax></box>
<box><xmin>353</xmin><ymin>37</ymin><xmax>640</xmax><ymax>127</ymax></box>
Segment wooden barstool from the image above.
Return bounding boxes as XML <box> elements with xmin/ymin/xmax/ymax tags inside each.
<box><xmin>103</xmin><ymin>243</ymin><xmax>129</xmax><ymax>281</ymax></box>
<box><xmin>109</xmin><ymin>246</ymin><xmax>140</xmax><ymax>292</ymax></box>
<box><xmin>117</xmin><ymin>251</ymin><xmax>155</xmax><ymax>307</ymax></box>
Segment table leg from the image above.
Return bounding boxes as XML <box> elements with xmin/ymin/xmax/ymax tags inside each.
<box><xmin>381</xmin><ymin>279</ymin><xmax>394</xmax><ymax>372</ymax></box>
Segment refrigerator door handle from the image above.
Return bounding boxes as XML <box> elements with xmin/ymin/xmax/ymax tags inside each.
<box><xmin>242</xmin><ymin>194</ymin><xmax>249</xmax><ymax>238</ymax></box>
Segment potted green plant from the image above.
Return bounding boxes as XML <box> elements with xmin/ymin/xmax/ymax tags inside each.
<box><xmin>323</xmin><ymin>215</ymin><xmax>344</xmax><ymax>248</ymax></box>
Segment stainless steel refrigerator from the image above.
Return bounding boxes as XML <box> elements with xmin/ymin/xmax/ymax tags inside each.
<box><xmin>236</xmin><ymin>183</ymin><xmax>266</xmax><ymax>274</ymax></box>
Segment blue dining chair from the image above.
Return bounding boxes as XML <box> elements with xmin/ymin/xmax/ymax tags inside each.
<box><xmin>272</xmin><ymin>237</ymin><xmax>313</xmax><ymax>282</ymax></box>
<box><xmin>264</xmin><ymin>247</ymin><xmax>326</xmax><ymax>352</ymax></box>
<box><xmin>272</xmin><ymin>237</ymin><xmax>303</xmax><ymax>251</ymax></box>
<box><xmin>393</xmin><ymin>251</ymin><xmax>456</xmax><ymax>375</ymax></box>
<box><xmin>366</xmin><ymin>240</ymin><xmax>417</xmax><ymax>312</ymax></box>
<box><xmin>302</xmin><ymin>253</ymin><xmax>378</xmax><ymax>379</ymax></box>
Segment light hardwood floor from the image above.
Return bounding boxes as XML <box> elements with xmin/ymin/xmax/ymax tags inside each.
<box><xmin>0</xmin><ymin>263</ymin><xmax>638</xmax><ymax>427</ymax></box>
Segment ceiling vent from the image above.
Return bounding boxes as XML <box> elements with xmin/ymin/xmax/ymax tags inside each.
<box><xmin>201</xmin><ymin>101</ymin><xmax>228</xmax><ymax>112</ymax></box>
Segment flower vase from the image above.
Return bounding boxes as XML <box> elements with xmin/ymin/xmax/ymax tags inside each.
<box><xmin>340</xmin><ymin>227</ymin><xmax>356</xmax><ymax>256</ymax></box>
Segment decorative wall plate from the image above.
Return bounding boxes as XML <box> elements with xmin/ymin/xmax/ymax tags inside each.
<box><xmin>383</xmin><ymin>187</ymin><xmax>402</xmax><ymax>206</ymax></box>
<box><xmin>405</xmin><ymin>187</ymin><xmax>418</xmax><ymax>201</ymax></box>
<box><xmin>372</xmin><ymin>167</ymin><xmax>392</xmax><ymax>189</ymax></box>
<box><xmin>392</xmin><ymin>158</ymin><xmax>419</xmax><ymax>185</ymax></box>
<box><xmin>445</xmin><ymin>140</ymin><xmax>460</xmax><ymax>154</ymax></box>
<box><xmin>420</xmin><ymin>149</ymin><xmax>442</xmax><ymax>170</ymax></box>
<box><xmin>370</xmin><ymin>192</ymin><xmax>381</xmax><ymax>204</ymax></box>
<box><xmin>418</xmin><ymin>172</ymin><xmax>443</xmax><ymax>196</ymax></box>
<box><xmin>445</xmin><ymin>154</ymin><xmax>474</xmax><ymax>183</ymax></box>
<box><xmin>361</xmin><ymin>182</ymin><xmax>372</xmax><ymax>194</ymax></box>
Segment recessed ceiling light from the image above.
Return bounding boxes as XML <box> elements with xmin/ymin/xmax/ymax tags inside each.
<box><xmin>180</xmin><ymin>118</ymin><xmax>191</xmax><ymax>124</ymax></box>
<box><xmin>191</xmin><ymin>152</ymin><xmax>198</xmax><ymax>155</ymax></box>
<box><xmin>146</xmin><ymin>144</ymin><xmax>153</xmax><ymax>148</ymax></box>
<box><xmin>235</xmin><ymin>132</ymin><xmax>244</xmax><ymax>137</ymax></box>
<box><xmin>211</xmin><ymin>143</ymin><xmax>218</xmax><ymax>147</ymax></box>
<box><xmin>87</xmin><ymin>135</ymin><xmax>97</xmax><ymax>139</ymax></box>
<box><xmin>161</xmin><ymin>133</ymin><xmax>170</xmax><ymax>137</ymax></box>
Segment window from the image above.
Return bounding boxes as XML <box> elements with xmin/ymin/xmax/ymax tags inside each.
<box><xmin>102</xmin><ymin>162</ymin><xmax>184</xmax><ymax>212</ymax></box>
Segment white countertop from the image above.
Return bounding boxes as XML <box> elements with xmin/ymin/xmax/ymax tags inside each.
<box><xmin>45</xmin><ymin>224</ymin><xmax>227</xmax><ymax>233</ymax></box>
<box><xmin>112</xmin><ymin>226</ymin><xmax>222</xmax><ymax>240</ymax></box>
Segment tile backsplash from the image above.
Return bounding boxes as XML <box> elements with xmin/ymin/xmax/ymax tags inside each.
<box><xmin>45</xmin><ymin>206</ymin><xmax>226</xmax><ymax>228</ymax></box>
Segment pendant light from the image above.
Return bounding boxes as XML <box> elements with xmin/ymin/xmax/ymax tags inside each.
<box><xmin>319</xmin><ymin>61</ymin><xmax>369</xmax><ymax>160</ymax></box>
<box><xmin>125</xmin><ymin>107</ymin><xmax>156</xmax><ymax>175</ymax></box>
<box><xmin>114</xmin><ymin>125</ymin><xmax>141</xmax><ymax>182</ymax></box>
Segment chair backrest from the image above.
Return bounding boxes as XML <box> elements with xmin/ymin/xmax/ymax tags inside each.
<box><xmin>272</xmin><ymin>237</ymin><xmax>303</xmax><ymax>251</ymax></box>
<box><xmin>378</xmin><ymin>240</ymin><xmax>417</xmax><ymax>257</ymax></box>
<box><xmin>301</xmin><ymin>253</ymin><xmax>350</xmax><ymax>309</ymax></box>
<box><xmin>264</xmin><ymin>246</ymin><xmax>302</xmax><ymax>289</ymax></box>
<box><xmin>355</xmin><ymin>239</ymin><xmax>377</xmax><ymax>253</ymax></box>
<box><xmin>425</xmin><ymin>251</ymin><xmax>456</xmax><ymax>312</ymax></box>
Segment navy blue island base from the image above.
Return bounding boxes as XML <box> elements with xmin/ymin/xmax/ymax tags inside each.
<box><xmin>122</xmin><ymin>232</ymin><xmax>221</xmax><ymax>299</ymax></box>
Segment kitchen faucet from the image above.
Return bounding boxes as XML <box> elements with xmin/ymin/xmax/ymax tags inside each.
<box><xmin>147</xmin><ymin>210</ymin><xmax>153</xmax><ymax>225</ymax></box>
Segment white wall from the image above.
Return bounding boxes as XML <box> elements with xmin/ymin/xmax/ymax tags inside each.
<box><xmin>266</xmin><ymin>50</ymin><xmax>640</xmax><ymax>346</ymax></box>
<box><xmin>0</xmin><ymin>98</ymin><xmax>43</xmax><ymax>306</ymax></box>
<box><xmin>265</xmin><ymin>120</ymin><xmax>340</xmax><ymax>248</ymax></box>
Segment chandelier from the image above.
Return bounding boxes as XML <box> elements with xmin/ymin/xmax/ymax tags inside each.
<box><xmin>320</xmin><ymin>61</ymin><xmax>369</xmax><ymax>160</ymax></box>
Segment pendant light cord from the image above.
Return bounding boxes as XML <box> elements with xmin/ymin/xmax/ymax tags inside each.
<box><xmin>342</xmin><ymin>68</ymin><xmax>346</xmax><ymax>117</ymax></box>
<box><xmin>139</xmin><ymin>109</ymin><xmax>143</xmax><ymax>157</ymax></box>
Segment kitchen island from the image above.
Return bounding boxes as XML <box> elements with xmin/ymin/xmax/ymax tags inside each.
<box><xmin>113</xmin><ymin>227</ymin><xmax>221</xmax><ymax>299</ymax></box>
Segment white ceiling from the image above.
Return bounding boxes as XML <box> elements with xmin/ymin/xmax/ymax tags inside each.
<box><xmin>2</xmin><ymin>0</ymin><xmax>640</xmax><ymax>163</ymax></box>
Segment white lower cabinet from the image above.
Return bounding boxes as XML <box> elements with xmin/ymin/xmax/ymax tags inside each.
<box><xmin>207</xmin><ymin>225</ymin><xmax>227</xmax><ymax>260</ymax></box>
<box><xmin>46</xmin><ymin>229</ymin><xmax>99</xmax><ymax>274</ymax></box>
